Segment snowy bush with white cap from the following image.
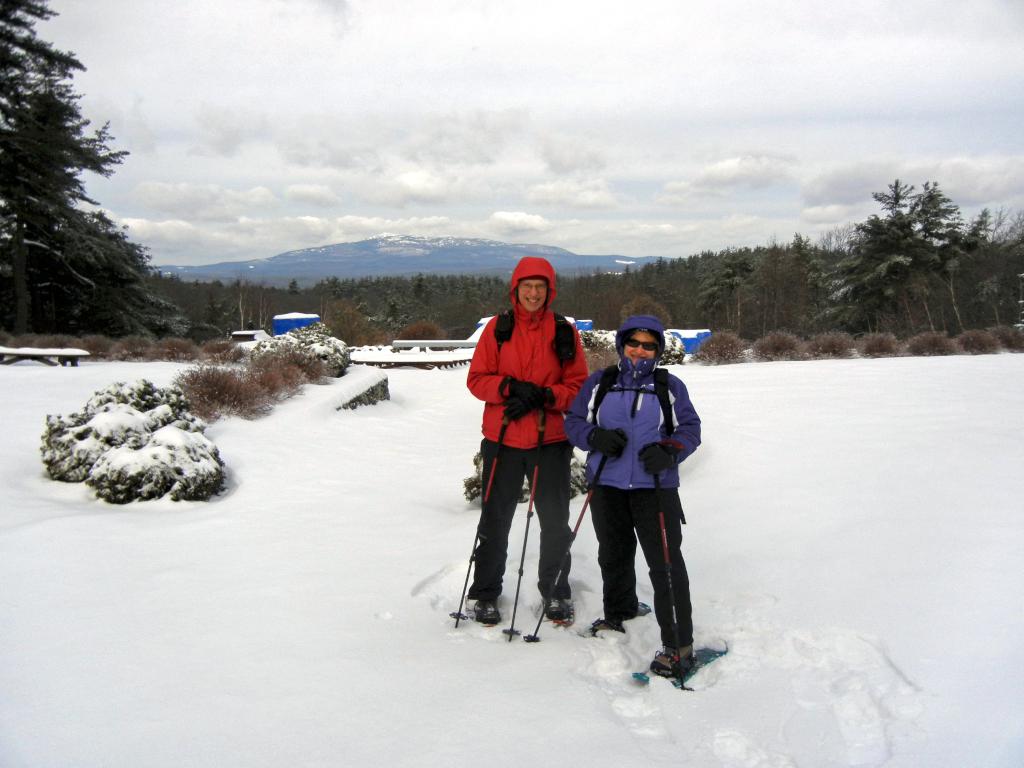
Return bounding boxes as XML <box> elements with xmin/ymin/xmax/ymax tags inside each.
<box><xmin>41</xmin><ymin>379</ymin><xmax>224</xmax><ymax>503</ymax></box>
<box><xmin>250</xmin><ymin>322</ymin><xmax>350</xmax><ymax>377</ymax></box>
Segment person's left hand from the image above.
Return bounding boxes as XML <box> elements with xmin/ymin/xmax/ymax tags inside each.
<box><xmin>639</xmin><ymin>443</ymin><xmax>678</xmax><ymax>474</ymax></box>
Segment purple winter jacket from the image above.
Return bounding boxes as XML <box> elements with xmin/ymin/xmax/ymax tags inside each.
<box><xmin>564</xmin><ymin>315</ymin><xmax>701</xmax><ymax>490</ymax></box>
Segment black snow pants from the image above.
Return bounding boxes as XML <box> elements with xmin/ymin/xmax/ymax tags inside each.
<box><xmin>590</xmin><ymin>485</ymin><xmax>693</xmax><ymax>649</ymax></box>
<box><xmin>468</xmin><ymin>438</ymin><xmax>573</xmax><ymax>602</ymax></box>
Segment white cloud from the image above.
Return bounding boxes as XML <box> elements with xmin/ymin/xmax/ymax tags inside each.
<box><xmin>692</xmin><ymin>155</ymin><xmax>796</xmax><ymax>190</ymax></box>
<box><xmin>134</xmin><ymin>182</ymin><xmax>278</xmax><ymax>221</ymax></box>
<box><xmin>488</xmin><ymin>211</ymin><xmax>552</xmax><ymax>235</ymax></box>
<box><xmin>190</xmin><ymin>104</ymin><xmax>270</xmax><ymax>157</ymax></box>
<box><xmin>284</xmin><ymin>184</ymin><xmax>343</xmax><ymax>207</ymax></box>
<box><xmin>527</xmin><ymin>179</ymin><xmax>617</xmax><ymax>209</ymax></box>
<box><xmin>541</xmin><ymin>136</ymin><xmax>606</xmax><ymax>174</ymax></box>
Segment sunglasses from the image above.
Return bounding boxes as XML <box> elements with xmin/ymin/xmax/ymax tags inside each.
<box><xmin>624</xmin><ymin>339</ymin><xmax>658</xmax><ymax>352</ymax></box>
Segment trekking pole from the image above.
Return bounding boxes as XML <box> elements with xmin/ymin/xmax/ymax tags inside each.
<box><xmin>451</xmin><ymin>417</ymin><xmax>509</xmax><ymax>627</ymax></box>
<box><xmin>502</xmin><ymin>409</ymin><xmax>546</xmax><ymax>641</ymax></box>
<box><xmin>653</xmin><ymin>473</ymin><xmax>685</xmax><ymax>688</ymax></box>
<box><xmin>524</xmin><ymin>453</ymin><xmax>609</xmax><ymax>643</ymax></box>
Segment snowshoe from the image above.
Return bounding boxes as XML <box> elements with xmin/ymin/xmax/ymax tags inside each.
<box><xmin>587</xmin><ymin>617</ymin><xmax>625</xmax><ymax>636</ymax></box>
<box><xmin>544</xmin><ymin>597</ymin><xmax>574</xmax><ymax>626</ymax></box>
<box><xmin>472</xmin><ymin>600</ymin><xmax>501</xmax><ymax>626</ymax></box>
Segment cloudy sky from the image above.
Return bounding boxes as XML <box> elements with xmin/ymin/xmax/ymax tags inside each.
<box><xmin>45</xmin><ymin>0</ymin><xmax>1024</xmax><ymax>266</ymax></box>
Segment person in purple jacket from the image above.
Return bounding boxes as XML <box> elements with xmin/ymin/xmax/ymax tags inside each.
<box><xmin>564</xmin><ymin>314</ymin><xmax>702</xmax><ymax>678</ymax></box>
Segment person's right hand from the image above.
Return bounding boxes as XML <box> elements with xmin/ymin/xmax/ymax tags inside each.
<box><xmin>504</xmin><ymin>397</ymin><xmax>532</xmax><ymax>421</ymax></box>
<box><xmin>589</xmin><ymin>427</ymin><xmax>628</xmax><ymax>457</ymax></box>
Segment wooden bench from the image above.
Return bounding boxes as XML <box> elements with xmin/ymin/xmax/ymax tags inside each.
<box><xmin>0</xmin><ymin>346</ymin><xmax>91</xmax><ymax>367</ymax></box>
<box><xmin>390</xmin><ymin>340</ymin><xmax>477</xmax><ymax>350</ymax></box>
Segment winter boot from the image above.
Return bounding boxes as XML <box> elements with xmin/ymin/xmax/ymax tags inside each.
<box><xmin>587</xmin><ymin>618</ymin><xmax>625</xmax><ymax>636</ymax></box>
<box><xmin>650</xmin><ymin>644</ymin><xmax>694</xmax><ymax>677</ymax></box>
<box><xmin>473</xmin><ymin>600</ymin><xmax>501</xmax><ymax>626</ymax></box>
<box><xmin>544</xmin><ymin>597</ymin><xmax>573</xmax><ymax>622</ymax></box>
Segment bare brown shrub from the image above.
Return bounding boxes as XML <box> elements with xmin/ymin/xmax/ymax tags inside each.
<box><xmin>806</xmin><ymin>332</ymin><xmax>855</xmax><ymax>359</ymax></box>
<box><xmin>78</xmin><ymin>335</ymin><xmax>115</xmax><ymax>358</ymax></box>
<box><xmin>109</xmin><ymin>335</ymin><xmax>154</xmax><ymax>361</ymax></box>
<box><xmin>247</xmin><ymin>359</ymin><xmax>306</xmax><ymax>400</ymax></box>
<box><xmin>988</xmin><ymin>325</ymin><xmax>1024</xmax><ymax>352</ymax></box>
<box><xmin>0</xmin><ymin>330</ymin><xmax>10</xmax><ymax>346</ymax></box>
<box><xmin>858</xmin><ymin>333</ymin><xmax>901</xmax><ymax>357</ymax></box>
<box><xmin>692</xmin><ymin>331</ymin><xmax>747</xmax><ymax>365</ymax></box>
<box><xmin>33</xmin><ymin>334</ymin><xmax>78</xmax><ymax>348</ymax></box>
<box><xmin>585</xmin><ymin>345</ymin><xmax>619</xmax><ymax>373</ymax></box>
<box><xmin>201</xmin><ymin>339</ymin><xmax>246</xmax><ymax>363</ymax></box>
<box><xmin>906</xmin><ymin>331</ymin><xmax>957</xmax><ymax>356</ymax></box>
<box><xmin>147</xmin><ymin>337</ymin><xmax>200</xmax><ymax>361</ymax></box>
<box><xmin>174</xmin><ymin>366</ymin><xmax>271</xmax><ymax>421</ymax></box>
<box><xmin>956</xmin><ymin>329</ymin><xmax>999</xmax><ymax>355</ymax></box>
<box><xmin>752</xmin><ymin>331</ymin><xmax>804</xmax><ymax>362</ymax></box>
<box><xmin>398</xmin><ymin>320</ymin><xmax>445</xmax><ymax>339</ymax></box>
<box><xmin>250</xmin><ymin>347</ymin><xmax>327</xmax><ymax>384</ymax></box>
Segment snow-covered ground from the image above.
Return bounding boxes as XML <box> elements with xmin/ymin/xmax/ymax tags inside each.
<box><xmin>1</xmin><ymin>355</ymin><xmax>1022</xmax><ymax>768</ymax></box>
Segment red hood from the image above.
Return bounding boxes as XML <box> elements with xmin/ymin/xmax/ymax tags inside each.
<box><xmin>509</xmin><ymin>256</ymin><xmax>557</xmax><ymax>310</ymax></box>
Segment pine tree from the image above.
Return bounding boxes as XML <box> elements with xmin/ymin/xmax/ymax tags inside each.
<box><xmin>0</xmin><ymin>0</ymin><xmax>179</xmax><ymax>335</ymax></box>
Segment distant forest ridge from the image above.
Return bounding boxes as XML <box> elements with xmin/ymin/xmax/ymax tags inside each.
<box><xmin>155</xmin><ymin>235</ymin><xmax>636</xmax><ymax>285</ymax></box>
<box><xmin>148</xmin><ymin>186</ymin><xmax>1024</xmax><ymax>346</ymax></box>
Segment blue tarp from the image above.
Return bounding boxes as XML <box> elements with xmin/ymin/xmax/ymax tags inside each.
<box><xmin>667</xmin><ymin>329</ymin><xmax>712</xmax><ymax>353</ymax></box>
<box><xmin>272</xmin><ymin>313</ymin><xmax>320</xmax><ymax>336</ymax></box>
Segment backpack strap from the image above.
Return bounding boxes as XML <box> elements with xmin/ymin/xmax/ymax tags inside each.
<box><xmin>589</xmin><ymin>365</ymin><xmax>675</xmax><ymax>437</ymax></box>
<box><xmin>494</xmin><ymin>310</ymin><xmax>515</xmax><ymax>352</ymax></box>
<box><xmin>589</xmin><ymin>365</ymin><xmax>620</xmax><ymax>424</ymax></box>
<box><xmin>653</xmin><ymin>367</ymin><xmax>675</xmax><ymax>436</ymax></box>
<box><xmin>552</xmin><ymin>313</ymin><xmax>576</xmax><ymax>363</ymax></box>
<box><xmin>494</xmin><ymin>309</ymin><xmax>576</xmax><ymax>363</ymax></box>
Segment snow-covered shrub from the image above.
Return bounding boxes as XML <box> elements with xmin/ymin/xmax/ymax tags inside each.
<box><xmin>41</xmin><ymin>379</ymin><xmax>223</xmax><ymax>504</ymax></box>
<box><xmin>806</xmin><ymin>332</ymin><xmax>855</xmax><ymax>359</ymax></box>
<box><xmin>858</xmin><ymin>332</ymin><xmax>901</xmax><ymax>358</ymax></box>
<box><xmin>692</xmin><ymin>331</ymin><xmax>747</xmax><ymax>365</ymax></box>
<box><xmin>989</xmin><ymin>325</ymin><xmax>1024</xmax><ymax>351</ymax></box>
<box><xmin>463</xmin><ymin>450</ymin><xmax>587</xmax><ymax>503</ymax></box>
<box><xmin>753</xmin><ymin>332</ymin><xmax>804</xmax><ymax>362</ymax></box>
<box><xmin>580</xmin><ymin>329</ymin><xmax>616</xmax><ymax>351</ymax></box>
<box><xmin>906</xmin><ymin>331</ymin><xmax>957</xmax><ymax>356</ymax></box>
<box><xmin>337</xmin><ymin>378</ymin><xmax>390</xmax><ymax>410</ymax></box>
<box><xmin>86</xmin><ymin>425</ymin><xmax>224</xmax><ymax>503</ymax></box>
<box><xmin>659</xmin><ymin>333</ymin><xmax>687</xmax><ymax>365</ymax></box>
<box><xmin>956</xmin><ymin>329</ymin><xmax>999</xmax><ymax>355</ymax></box>
<box><xmin>580</xmin><ymin>329</ymin><xmax>618</xmax><ymax>372</ymax></box>
<box><xmin>251</xmin><ymin>322</ymin><xmax>350</xmax><ymax>377</ymax></box>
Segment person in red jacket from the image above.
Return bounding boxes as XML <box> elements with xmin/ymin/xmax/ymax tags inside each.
<box><xmin>466</xmin><ymin>256</ymin><xmax>588</xmax><ymax>625</ymax></box>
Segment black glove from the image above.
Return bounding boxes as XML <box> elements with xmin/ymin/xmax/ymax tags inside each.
<box><xmin>504</xmin><ymin>397</ymin><xmax>532</xmax><ymax>421</ymax></box>
<box><xmin>589</xmin><ymin>427</ymin><xmax>628</xmax><ymax>457</ymax></box>
<box><xmin>639</xmin><ymin>442</ymin><xmax>678</xmax><ymax>474</ymax></box>
<box><xmin>505</xmin><ymin>378</ymin><xmax>547</xmax><ymax>409</ymax></box>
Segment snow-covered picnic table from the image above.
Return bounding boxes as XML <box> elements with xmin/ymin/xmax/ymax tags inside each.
<box><xmin>0</xmin><ymin>346</ymin><xmax>90</xmax><ymax>367</ymax></box>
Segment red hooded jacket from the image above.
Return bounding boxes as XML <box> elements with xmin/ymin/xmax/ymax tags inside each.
<box><xmin>467</xmin><ymin>256</ymin><xmax>588</xmax><ymax>449</ymax></box>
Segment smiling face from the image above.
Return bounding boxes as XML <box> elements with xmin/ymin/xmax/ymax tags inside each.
<box><xmin>623</xmin><ymin>330</ymin><xmax>659</xmax><ymax>363</ymax></box>
<box><xmin>516</xmin><ymin>278</ymin><xmax>548</xmax><ymax>313</ymax></box>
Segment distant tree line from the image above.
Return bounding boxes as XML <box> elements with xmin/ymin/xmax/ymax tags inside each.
<box><xmin>143</xmin><ymin>181</ymin><xmax>1024</xmax><ymax>347</ymax></box>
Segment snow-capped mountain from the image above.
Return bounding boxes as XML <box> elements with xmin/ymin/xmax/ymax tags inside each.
<box><xmin>157</xmin><ymin>235</ymin><xmax>637</xmax><ymax>285</ymax></box>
